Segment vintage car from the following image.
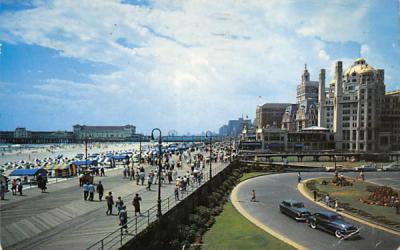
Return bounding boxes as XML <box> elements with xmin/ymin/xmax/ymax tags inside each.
<box><xmin>279</xmin><ymin>200</ymin><xmax>311</xmax><ymax>221</ymax></box>
<box><xmin>307</xmin><ymin>211</ymin><xmax>360</xmax><ymax>239</ymax></box>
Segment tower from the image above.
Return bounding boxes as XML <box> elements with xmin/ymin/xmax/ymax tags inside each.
<box><xmin>333</xmin><ymin>61</ymin><xmax>343</xmax><ymax>150</ymax></box>
<box><xmin>318</xmin><ymin>69</ymin><xmax>326</xmax><ymax>128</ymax></box>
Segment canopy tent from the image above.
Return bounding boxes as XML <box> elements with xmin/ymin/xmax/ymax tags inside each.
<box><xmin>111</xmin><ymin>155</ymin><xmax>129</xmax><ymax>161</ymax></box>
<box><xmin>44</xmin><ymin>163</ymin><xmax>77</xmax><ymax>177</ymax></box>
<box><xmin>9</xmin><ymin>168</ymin><xmax>47</xmax><ymax>177</ymax></box>
<box><xmin>72</xmin><ymin>160</ymin><xmax>98</xmax><ymax>167</ymax></box>
<box><xmin>44</xmin><ymin>162</ymin><xmax>70</xmax><ymax>170</ymax></box>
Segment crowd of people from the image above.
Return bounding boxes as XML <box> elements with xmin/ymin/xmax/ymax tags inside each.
<box><xmin>2</xmin><ymin>143</ymin><xmax>232</xmax><ymax>235</ymax></box>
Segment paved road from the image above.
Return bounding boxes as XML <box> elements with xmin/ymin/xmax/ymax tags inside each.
<box><xmin>0</xmin><ymin>156</ymin><xmax>228</xmax><ymax>250</ymax></box>
<box><xmin>234</xmin><ymin>173</ymin><xmax>400</xmax><ymax>250</ymax></box>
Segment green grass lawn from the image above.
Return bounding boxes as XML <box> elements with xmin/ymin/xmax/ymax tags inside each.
<box><xmin>306</xmin><ymin>177</ymin><xmax>400</xmax><ymax>229</ymax></box>
<box><xmin>239</xmin><ymin>172</ymin><xmax>271</xmax><ymax>182</ymax></box>
<box><xmin>202</xmin><ymin>202</ymin><xmax>294</xmax><ymax>250</ymax></box>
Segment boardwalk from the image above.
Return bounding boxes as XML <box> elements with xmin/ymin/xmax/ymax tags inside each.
<box><xmin>0</xmin><ymin>158</ymin><xmax>228</xmax><ymax>250</ymax></box>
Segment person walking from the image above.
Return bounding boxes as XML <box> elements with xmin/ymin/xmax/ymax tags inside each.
<box><xmin>147</xmin><ymin>173</ymin><xmax>153</xmax><ymax>191</ymax></box>
<box><xmin>251</xmin><ymin>189</ymin><xmax>256</xmax><ymax>202</ymax></box>
<box><xmin>335</xmin><ymin>200</ymin><xmax>340</xmax><ymax>211</ymax></box>
<box><xmin>106</xmin><ymin>192</ymin><xmax>114</xmax><ymax>215</ymax></box>
<box><xmin>140</xmin><ymin>167</ymin><xmax>145</xmax><ymax>185</ymax></box>
<box><xmin>133</xmin><ymin>193</ymin><xmax>142</xmax><ymax>216</ymax></box>
<box><xmin>17</xmin><ymin>180</ymin><xmax>23</xmax><ymax>196</ymax></box>
<box><xmin>360</xmin><ymin>171</ymin><xmax>365</xmax><ymax>181</ymax></box>
<box><xmin>313</xmin><ymin>190</ymin><xmax>317</xmax><ymax>201</ymax></box>
<box><xmin>79</xmin><ymin>173</ymin><xmax>84</xmax><ymax>187</ymax></box>
<box><xmin>395</xmin><ymin>198</ymin><xmax>400</xmax><ymax>215</ymax></box>
<box><xmin>174</xmin><ymin>187</ymin><xmax>179</xmax><ymax>201</ymax></box>
<box><xmin>123</xmin><ymin>167</ymin><xmax>127</xmax><ymax>178</ymax></box>
<box><xmin>100</xmin><ymin>167</ymin><xmax>105</xmax><ymax>177</ymax></box>
<box><xmin>88</xmin><ymin>182</ymin><xmax>95</xmax><ymax>201</ymax></box>
<box><xmin>119</xmin><ymin>205</ymin><xmax>128</xmax><ymax>233</ymax></box>
<box><xmin>11</xmin><ymin>179</ymin><xmax>17</xmax><ymax>195</ymax></box>
<box><xmin>130</xmin><ymin>167</ymin><xmax>135</xmax><ymax>181</ymax></box>
<box><xmin>0</xmin><ymin>181</ymin><xmax>6</xmax><ymax>200</ymax></box>
<box><xmin>83</xmin><ymin>182</ymin><xmax>89</xmax><ymax>201</ymax></box>
<box><xmin>297</xmin><ymin>172</ymin><xmax>302</xmax><ymax>183</ymax></box>
<box><xmin>325</xmin><ymin>194</ymin><xmax>331</xmax><ymax>206</ymax></box>
<box><xmin>97</xmin><ymin>181</ymin><xmax>104</xmax><ymax>201</ymax></box>
<box><xmin>116</xmin><ymin>196</ymin><xmax>124</xmax><ymax>215</ymax></box>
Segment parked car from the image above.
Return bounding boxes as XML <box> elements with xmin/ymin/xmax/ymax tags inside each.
<box><xmin>382</xmin><ymin>162</ymin><xmax>400</xmax><ymax>171</ymax></box>
<box><xmin>325</xmin><ymin>165</ymin><xmax>343</xmax><ymax>172</ymax></box>
<box><xmin>279</xmin><ymin>200</ymin><xmax>311</xmax><ymax>221</ymax></box>
<box><xmin>353</xmin><ymin>164</ymin><xmax>377</xmax><ymax>172</ymax></box>
<box><xmin>307</xmin><ymin>211</ymin><xmax>360</xmax><ymax>239</ymax></box>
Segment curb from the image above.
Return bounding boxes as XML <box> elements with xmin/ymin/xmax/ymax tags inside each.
<box><xmin>231</xmin><ymin>177</ymin><xmax>307</xmax><ymax>250</ymax></box>
<box><xmin>298</xmin><ymin>179</ymin><xmax>400</xmax><ymax>237</ymax></box>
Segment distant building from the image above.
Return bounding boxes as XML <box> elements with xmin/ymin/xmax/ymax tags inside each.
<box><xmin>73</xmin><ymin>124</ymin><xmax>137</xmax><ymax>141</ymax></box>
<box><xmin>319</xmin><ymin>58</ymin><xmax>399</xmax><ymax>152</ymax></box>
<box><xmin>0</xmin><ymin>128</ymin><xmax>73</xmax><ymax>143</ymax></box>
<box><xmin>281</xmin><ymin>104</ymin><xmax>298</xmax><ymax>131</ymax></box>
<box><xmin>219</xmin><ymin>117</ymin><xmax>252</xmax><ymax>137</ymax></box>
<box><xmin>219</xmin><ymin>125</ymin><xmax>229</xmax><ymax>136</ymax></box>
<box><xmin>255</xmin><ymin>103</ymin><xmax>291</xmax><ymax>130</ymax></box>
<box><xmin>380</xmin><ymin>90</ymin><xmax>400</xmax><ymax>151</ymax></box>
<box><xmin>295</xmin><ymin>65</ymin><xmax>319</xmax><ymax>130</ymax></box>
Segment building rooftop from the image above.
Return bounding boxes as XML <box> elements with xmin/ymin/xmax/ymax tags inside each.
<box><xmin>73</xmin><ymin>125</ymin><xmax>135</xmax><ymax>132</ymax></box>
<box><xmin>344</xmin><ymin>58</ymin><xmax>375</xmax><ymax>75</ymax></box>
<box><xmin>386</xmin><ymin>89</ymin><xmax>400</xmax><ymax>96</ymax></box>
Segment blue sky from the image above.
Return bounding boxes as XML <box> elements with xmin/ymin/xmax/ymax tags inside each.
<box><xmin>0</xmin><ymin>0</ymin><xmax>399</xmax><ymax>134</ymax></box>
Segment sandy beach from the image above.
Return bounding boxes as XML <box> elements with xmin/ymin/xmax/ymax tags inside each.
<box><xmin>0</xmin><ymin>142</ymin><xmax>143</xmax><ymax>165</ymax></box>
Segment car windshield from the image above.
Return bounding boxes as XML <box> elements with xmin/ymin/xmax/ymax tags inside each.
<box><xmin>329</xmin><ymin>214</ymin><xmax>343</xmax><ymax>220</ymax></box>
<box><xmin>292</xmin><ymin>202</ymin><xmax>304</xmax><ymax>208</ymax></box>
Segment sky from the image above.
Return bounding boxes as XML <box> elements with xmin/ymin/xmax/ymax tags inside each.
<box><xmin>0</xmin><ymin>0</ymin><xmax>399</xmax><ymax>134</ymax></box>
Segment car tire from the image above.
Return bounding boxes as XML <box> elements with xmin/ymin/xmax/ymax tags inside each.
<box><xmin>309</xmin><ymin>221</ymin><xmax>317</xmax><ymax>229</ymax></box>
<box><xmin>335</xmin><ymin>230</ymin><xmax>344</xmax><ymax>239</ymax></box>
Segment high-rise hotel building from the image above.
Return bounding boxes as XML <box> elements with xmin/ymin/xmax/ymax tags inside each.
<box><xmin>318</xmin><ymin>58</ymin><xmax>400</xmax><ymax>151</ymax></box>
<box><xmin>255</xmin><ymin>58</ymin><xmax>400</xmax><ymax>152</ymax></box>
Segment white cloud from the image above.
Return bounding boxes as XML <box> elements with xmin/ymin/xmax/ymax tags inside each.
<box><xmin>0</xmin><ymin>0</ymin><xmax>382</xmax><ymax>132</ymax></box>
<box><xmin>360</xmin><ymin>44</ymin><xmax>369</xmax><ymax>57</ymax></box>
<box><xmin>318</xmin><ymin>49</ymin><xmax>330</xmax><ymax>61</ymax></box>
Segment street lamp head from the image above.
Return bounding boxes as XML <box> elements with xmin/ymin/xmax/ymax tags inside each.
<box><xmin>151</xmin><ymin>128</ymin><xmax>162</xmax><ymax>140</ymax></box>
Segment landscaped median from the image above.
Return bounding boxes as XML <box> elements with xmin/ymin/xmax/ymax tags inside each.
<box><xmin>299</xmin><ymin>176</ymin><xmax>400</xmax><ymax>235</ymax></box>
<box><xmin>202</xmin><ymin>172</ymin><xmax>294</xmax><ymax>250</ymax></box>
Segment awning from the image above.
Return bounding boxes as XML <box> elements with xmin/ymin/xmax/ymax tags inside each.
<box><xmin>111</xmin><ymin>155</ymin><xmax>129</xmax><ymax>160</ymax></box>
<box><xmin>71</xmin><ymin>160</ymin><xmax>98</xmax><ymax>166</ymax></box>
<box><xmin>9</xmin><ymin>168</ymin><xmax>48</xmax><ymax>176</ymax></box>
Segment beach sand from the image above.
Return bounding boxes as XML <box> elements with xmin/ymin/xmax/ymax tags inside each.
<box><xmin>0</xmin><ymin>142</ymin><xmax>142</xmax><ymax>165</ymax></box>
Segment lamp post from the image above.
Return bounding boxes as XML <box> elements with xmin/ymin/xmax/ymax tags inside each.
<box><xmin>229</xmin><ymin>137</ymin><xmax>232</xmax><ymax>163</ymax></box>
<box><xmin>139</xmin><ymin>134</ymin><xmax>142</xmax><ymax>164</ymax></box>
<box><xmin>85</xmin><ymin>137</ymin><xmax>88</xmax><ymax>169</ymax></box>
<box><xmin>206</xmin><ymin>131</ymin><xmax>212</xmax><ymax>179</ymax></box>
<box><xmin>151</xmin><ymin>128</ymin><xmax>163</xmax><ymax>218</ymax></box>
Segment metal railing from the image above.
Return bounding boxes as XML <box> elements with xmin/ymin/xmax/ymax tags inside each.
<box><xmin>86</xmin><ymin>163</ymin><xmax>227</xmax><ymax>250</ymax></box>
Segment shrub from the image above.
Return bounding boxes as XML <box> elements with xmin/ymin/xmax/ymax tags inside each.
<box><xmin>195</xmin><ymin>206</ymin><xmax>211</xmax><ymax>221</ymax></box>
